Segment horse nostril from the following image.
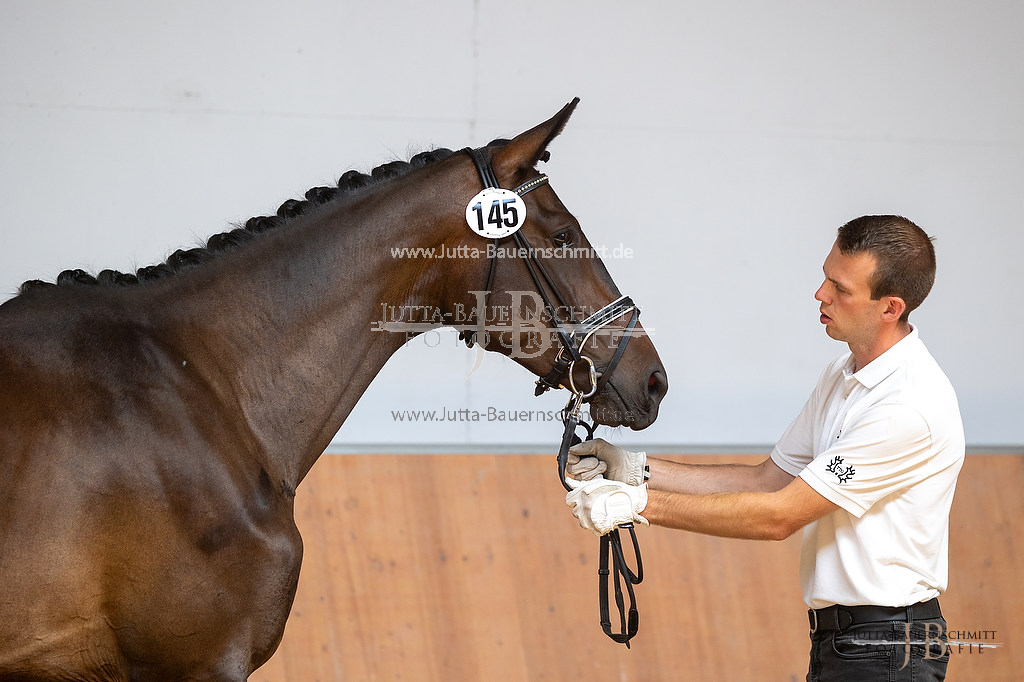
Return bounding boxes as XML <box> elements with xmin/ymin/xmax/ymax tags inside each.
<box><xmin>647</xmin><ymin>370</ymin><xmax>668</xmax><ymax>401</ymax></box>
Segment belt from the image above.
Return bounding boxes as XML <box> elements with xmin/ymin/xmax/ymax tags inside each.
<box><xmin>808</xmin><ymin>598</ymin><xmax>942</xmax><ymax>633</ymax></box>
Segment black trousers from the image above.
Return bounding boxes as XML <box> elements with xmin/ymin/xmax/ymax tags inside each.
<box><xmin>806</xmin><ymin>602</ymin><xmax>949</xmax><ymax>681</ymax></box>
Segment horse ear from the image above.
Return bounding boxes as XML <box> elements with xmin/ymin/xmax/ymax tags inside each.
<box><xmin>492</xmin><ymin>97</ymin><xmax>580</xmax><ymax>180</ymax></box>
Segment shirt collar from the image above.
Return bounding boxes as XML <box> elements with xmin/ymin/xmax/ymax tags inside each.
<box><xmin>846</xmin><ymin>326</ymin><xmax>921</xmax><ymax>389</ymax></box>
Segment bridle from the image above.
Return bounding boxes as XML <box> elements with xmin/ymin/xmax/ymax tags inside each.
<box><xmin>460</xmin><ymin>145</ymin><xmax>645</xmax><ymax>647</ymax></box>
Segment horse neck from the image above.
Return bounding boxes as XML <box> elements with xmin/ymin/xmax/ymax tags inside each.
<box><xmin>154</xmin><ymin>164</ymin><xmax>476</xmax><ymax>487</ymax></box>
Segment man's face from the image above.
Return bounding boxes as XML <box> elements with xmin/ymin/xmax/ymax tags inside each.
<box><xmin>814</xmin><ymin>242</ymin><xmax>888</xmax><ymax>347</ymax></box>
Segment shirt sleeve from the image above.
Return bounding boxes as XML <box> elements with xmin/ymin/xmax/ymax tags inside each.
<box><xmin>770</xmin><ymin>394</ymin><xmax>816</xmax><ymax>477</ymax></box>
<box><xmin>771</xmin><ymin>356</ymin><xmax>848</xmax><ymax>476</ymax></box>
<box><xmin>799</xmin><ymin>402</ymin><xmax>933</xmax><ymax>517</ymax></box>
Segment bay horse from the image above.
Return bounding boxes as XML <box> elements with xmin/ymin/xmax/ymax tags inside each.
<box><xmin>0</xmin><ymin>99</ymin><xmax>667</xmax><ymax>680</ymax></box>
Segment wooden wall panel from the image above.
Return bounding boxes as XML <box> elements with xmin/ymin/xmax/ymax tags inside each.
<box><xmin>252</xmin><ymin>454</ymin><xmax>1022</xmax><ymax>681</ymax></box>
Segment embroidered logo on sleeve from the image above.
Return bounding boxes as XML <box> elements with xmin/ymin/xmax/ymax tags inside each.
<box><xmin>825</xmin><ymin>455</ymin><xmax>856</xmax><ymax>484</ymax></box>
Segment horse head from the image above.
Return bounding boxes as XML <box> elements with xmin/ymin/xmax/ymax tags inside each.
<box><xmin>448</xmin><ymin>99</ymin><xmax>668</xmax><ymax>430</ymax></box>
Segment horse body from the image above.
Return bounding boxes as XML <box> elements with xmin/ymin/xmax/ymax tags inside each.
<box><xmin>1</xmin><ymin>164</ymin><xmax>451</xmax><ymax>679</ymax></box>
<box><xmin>0</xmin><ymin>101</ymin><xmax>667</xmax><ymax>680</ymax></box>
<box><xmin>0</xmin><ymin>288</ymin><xmax>303</xmax><ymax>679</ymax></box>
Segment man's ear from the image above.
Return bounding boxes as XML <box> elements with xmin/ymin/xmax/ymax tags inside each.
<box><xmin>881</xmin><ymin>296</ymin><xmax>907</xmax><ymax>322</ymax></box>
<box><xmin>491</xmin><ymin>98</ymin><xmax>580</xmax><ymax>184</ymax></box>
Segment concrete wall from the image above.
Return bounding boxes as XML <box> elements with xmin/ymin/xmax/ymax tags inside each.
<box><xmin>3</xmin><ymin>1</ymin><xmax>1021</xmax><ymax>448</ymax></box>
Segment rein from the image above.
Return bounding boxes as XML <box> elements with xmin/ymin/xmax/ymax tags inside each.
<box><xmin>460</xmin><ymin>146</ymin><xmax>645</xmax><ymax>647</ymax></box>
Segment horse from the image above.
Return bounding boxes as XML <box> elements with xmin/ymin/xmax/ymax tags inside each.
<box><xmin>0</xmin><ymin>98</ymin><xmax>668</xmax><ymax>680</ymax></box>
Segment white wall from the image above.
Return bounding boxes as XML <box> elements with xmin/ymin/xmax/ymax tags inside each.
<box><xmin>2</xmin><ymin>1</ymin><xmax>1021</xmax><ymax>449</ymax></box>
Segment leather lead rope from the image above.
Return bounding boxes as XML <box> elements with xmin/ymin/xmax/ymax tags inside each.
<box><xmin>559</xmin><ymin>398</ymin><xmax>644</xmax><ymax>648</ymax></box>
<box><xmin>600</xmin><ymin>523</ymin><xmax>644</xmax><ymax>646</ymax></box>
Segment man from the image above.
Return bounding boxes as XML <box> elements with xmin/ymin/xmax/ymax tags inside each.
<box><xmin>566</xmin><ymin>215</ymin><xmax>965</xmax><ymax>681</ymax></box>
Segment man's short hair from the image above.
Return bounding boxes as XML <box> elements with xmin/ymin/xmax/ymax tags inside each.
<box><xmin>836</xmin><ymin>215</ymin><xmax>936</xmax><ymax>322</ymax></box>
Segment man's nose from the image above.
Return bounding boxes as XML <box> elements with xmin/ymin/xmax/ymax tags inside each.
<box><xmin>814</xmin><ymin>281</ymin><xmax>828</xmax><ymax>303</ymax></box>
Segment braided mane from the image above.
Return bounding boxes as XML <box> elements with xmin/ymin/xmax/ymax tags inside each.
<box><xmin>18</xmin><ymin>146</ymin><xmax>470</xmax><ymax>296</ymax></box>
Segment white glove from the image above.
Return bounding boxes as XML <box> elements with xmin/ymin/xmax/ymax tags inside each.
<box><xmin>565</xmin><ymin>477</ymin><xmax>649</xmax><ymax>536</ymax></box>
<box><xmin>567</xmin><ymin>438</ymin><xmax>647</xmax><ymax>486</ymax></box>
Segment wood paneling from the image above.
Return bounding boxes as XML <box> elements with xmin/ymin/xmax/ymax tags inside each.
<box><xmin>252</xmin><ymin>454</ymin><xmax>1022</xmax><ymax>681</ymax></box>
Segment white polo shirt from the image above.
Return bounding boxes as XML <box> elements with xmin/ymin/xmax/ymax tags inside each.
<box><xmin>771</xmin><ymin>328</ymin><xmax>965</xmax><ymax>609</ymax></box>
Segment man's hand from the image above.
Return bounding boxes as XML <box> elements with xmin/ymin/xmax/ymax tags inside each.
<box><xmin>567</xmin><ymin>438</ymin><xmax>647</xmax><ymax>486</ymax></box>
<box><xmin>565</xmin><ymin>477</ymin><xmax>649</xmax><ymax>536</ymax></box>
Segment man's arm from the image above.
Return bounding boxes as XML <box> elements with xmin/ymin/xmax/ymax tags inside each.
<box><xmin>567</xmin><ymin>440</ymin><xmax>796</xmax><ymax>494</ymax></box>
<box><xmin>643</xmin><ymin>475</ymin><xmax>838</xmax><ymax>541</ymax></box>
<box><xmin>647</xmin><ymin>455</ymin><xmax>795</xmax><ymax>494</ymax></box>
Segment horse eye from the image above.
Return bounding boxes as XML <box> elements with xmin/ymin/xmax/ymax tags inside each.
<box><xmin>553</xmin><ymin>229</ymin><xmax>574</xmax><ymax>248</ymax></box>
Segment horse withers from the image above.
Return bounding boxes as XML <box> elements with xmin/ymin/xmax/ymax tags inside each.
<box><xmin>0</xmin><ymin>99</ymin><xmax>667</xmax><ymax>680</ymax></box>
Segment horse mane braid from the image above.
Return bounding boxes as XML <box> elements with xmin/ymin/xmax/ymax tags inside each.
<box><xmin>18</xmin><ymin>145</ymin><xmax>472</xmax><ymax>295</ymax></box>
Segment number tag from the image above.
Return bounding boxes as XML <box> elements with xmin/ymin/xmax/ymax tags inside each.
<box><xmin>465</xmin><ymin>188</ymin><xmax>526</xmax><ymax>238</ymax></box>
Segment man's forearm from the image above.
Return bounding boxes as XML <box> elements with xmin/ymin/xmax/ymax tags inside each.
<box><xmin>642</xmin><ymin>476</ymin><xmax>838</xmax><ymax>542</ymax></box>
<box><xmin>646</xmin><ymin>456</ymin><xmax>792</xmax><ymax>495</ymax></box>
<box><xmin>643</xmin><ymin>489</ymin><xmax>793</xmax><ymax>541</ymax></box>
